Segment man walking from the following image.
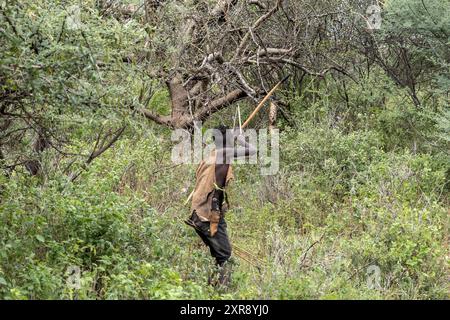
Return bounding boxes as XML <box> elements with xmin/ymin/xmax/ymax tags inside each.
<box><xmin>185</xmin><ymin>125</ymin><xmax>256</xmax><ymax>286</ymax></box>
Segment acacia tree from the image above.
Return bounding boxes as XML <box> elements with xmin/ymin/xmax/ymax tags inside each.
<box><xmin>137</xmin><ymin>0</ymin><xmax>370</xmax><ymax>129</ymax></box>
<box><xmin>2</xmin><ymin>0</ymin><xmax>447</xmax><ymax>177</ymax></box>
<box><xmin>363</xmin><ymin>0</ymin><xmax>450</xmax><ymax>108</ymax></box>
<box><xmin>0</xmin><ymin>1</ymin><xmax>143</xmax><ymax>176</ymax></box>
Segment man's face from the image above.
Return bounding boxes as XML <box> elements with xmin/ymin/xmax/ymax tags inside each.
<box><xmin>212</xmin><ymin>128</ymin><xmax>234</xmax><ymax>164</ymax></box>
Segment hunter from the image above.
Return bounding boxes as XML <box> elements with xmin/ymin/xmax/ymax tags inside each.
<box><xmin>185</xmin><ymin>125</ymin><xmax>256</xmax><ymax>286</ymax></box>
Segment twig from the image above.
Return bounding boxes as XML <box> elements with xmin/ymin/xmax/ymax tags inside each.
<box><xmin>299</xmin><ymin>233</ymin><xmax>325</xmax><ymax>267</ymax></box>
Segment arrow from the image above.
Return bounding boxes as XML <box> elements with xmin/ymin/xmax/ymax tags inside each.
<box><xmin>241</xmin><ymin>74</ymin><xmax>290</xmax><ymax>129</ymax></box>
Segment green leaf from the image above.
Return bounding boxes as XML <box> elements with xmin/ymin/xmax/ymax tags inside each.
<box><xmin>35</xmin><ymin>235</ymin><xmax>45</xmax><ymax>243</ymax></box>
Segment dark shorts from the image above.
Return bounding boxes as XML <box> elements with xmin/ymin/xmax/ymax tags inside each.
<box><xmin>187</xmin><ymin>211</ymin><xmax>232</xmax><ymax>266</ymax></box>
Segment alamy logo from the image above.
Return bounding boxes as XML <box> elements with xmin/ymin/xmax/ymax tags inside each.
<box><xmin>66</xmin><ymin>265</ymin><xmax>81</xmax><ymax>290</ymax></box>
<box><xmin>66</xmin><ymin>5</ymin><xmax>83</xmax><ymax>30</ymax></box>
<box><xmin>366</xmin><ymin>265</ymin><xmax>382</xmax><ymax>290</ymax></box>
<box><xmin>366</xmin><ymin>4</ymin><xmax>382</xmax><ymax>30</ymax></box>
<box><xmin>171</xmin><ymin>122</ymin><xmax>279</xmax><ymax>175</ymax></box>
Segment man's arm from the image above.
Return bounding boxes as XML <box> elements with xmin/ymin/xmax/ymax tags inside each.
<box><xmin>215</xmin><ymin>129</ymin><xmax>256</xmax><ymax>164</ymax></box>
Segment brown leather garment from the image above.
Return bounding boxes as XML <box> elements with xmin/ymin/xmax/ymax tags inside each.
<box><xmin>190</xmin><ymin>151</ymin><xmax>233</xmax><ymax>223</ymax></box>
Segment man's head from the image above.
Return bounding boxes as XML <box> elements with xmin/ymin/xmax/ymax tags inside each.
<box><xmin>212</xmin><ymin>125</ymin><xmax>229</xmax><ymax>148</ymax></box>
